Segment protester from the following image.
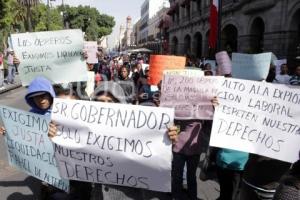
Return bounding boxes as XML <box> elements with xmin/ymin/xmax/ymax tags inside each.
<box><xmin>273</xmin><ymin>64</ymin><xmax>291</xmax><ymax>84</ymax></box>
<box><xmin>289</xmin><ymin>65</ymin><xmax>300</xmax><ymax>85</ymax></box>
<box><xmin>0</xmin><ymin>52</ymin><xmax>4</xmax><ymax>90</ymax></box>
<box><xmin>6</xmin><ymin>48</ymin><xmax>16</xmax><ymax>84</ymax></box>
<box><xmin>116</xmin><ymin>65</ymin><xmax>135</xmax><ymax>103</ymax></box>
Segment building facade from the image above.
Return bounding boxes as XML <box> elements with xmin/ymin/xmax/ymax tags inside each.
<box><xmin>167</xmin><ymin>0</ymin><xmax>300</xmax><ymax>68</ymax></box>
<box><xmin>119</xmin><ymin>16</ymin><xmax>133</xmax><ymax>51</ymax></box>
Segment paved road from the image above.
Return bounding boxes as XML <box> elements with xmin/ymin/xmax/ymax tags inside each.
<box><xmin>0</xmin><ymin>87</ymin><xmax>220</xmax><ymax>200</ymax></box>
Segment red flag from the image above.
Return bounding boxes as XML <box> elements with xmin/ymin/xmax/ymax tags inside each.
<box><xmin>209</xmin><ymin>0</ymin><xmax>218</xmax><ymax>49</ymax></box>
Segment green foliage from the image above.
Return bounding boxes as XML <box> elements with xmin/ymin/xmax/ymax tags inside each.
<box><xmin>61</xmin><ymin>5</ymin><xmax>115</xmax><ymax>40</ymax></box>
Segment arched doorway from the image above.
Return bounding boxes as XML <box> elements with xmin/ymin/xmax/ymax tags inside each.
<box><xmin>221</xmin><ymin>24</ymin><xmax>238</xmax><ymax>54</ymax></box>
<box><xmin>172</xmin><ymin>36</ymin><xmax>178</xmax><ymax>55</ymax></box>
<box><xmin>249</xmin><ymin>17</ymin><xmax>265</xmax><ymax>53</ymax></box>
<box><xmin>193</xmin><ymin>32</ymin><xmax>202</xmax><ymax>58</ymax></box>
<box><xmin>184</xmin><ymin>34</ymin><xmax>191</xmax><ymax>56</ymax></box>
<box><xmin>288</xmin><ymin>9</ymin><xmax>300</xmax><ymax>70</ymax></box>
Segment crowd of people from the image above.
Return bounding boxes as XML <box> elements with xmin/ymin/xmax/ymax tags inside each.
<box><xmin>0</xmin><ymin>47</ymin><xmax>300</xmax><ymax>200</ymax></box>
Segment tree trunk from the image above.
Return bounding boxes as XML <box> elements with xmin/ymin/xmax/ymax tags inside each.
<box><xmin>26</xmin><ymin>5</ymin><xmax>32</xmax><ymax>32</ymax></box>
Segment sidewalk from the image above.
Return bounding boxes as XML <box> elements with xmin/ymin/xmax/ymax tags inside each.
<box><xmin>0</xmin><ymin>75</ymin><xmax>22</xmax><ymax>94</ymax></box>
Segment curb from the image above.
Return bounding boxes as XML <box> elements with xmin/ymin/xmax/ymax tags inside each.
<box><xmin>0</xmin><ymin>82</ymin><xmax>22</xmax><ymax>95</ymax></box>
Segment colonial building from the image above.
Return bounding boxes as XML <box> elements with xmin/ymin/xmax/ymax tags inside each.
<box><xmin>119</xmin><ymin>16</ymin><xmax>133</xmax><ymax>51</ymax></box>
<box><xmin>167</xmin><ymin>0</ymin><xmax>300</xmax><ymax>68</ymax></box>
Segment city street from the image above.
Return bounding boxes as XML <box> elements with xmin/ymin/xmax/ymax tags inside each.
<box><xmin>0</xmin><ymin>87</ymin><xmax>220</xmax><ymax>200</ymax></box>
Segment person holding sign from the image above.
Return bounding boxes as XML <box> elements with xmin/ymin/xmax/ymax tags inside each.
<box><xmin>289</xmin><ymin>65</ymin><xmax>300</xmax><ymax>86</ymax></box>
<box><xmin>273</xmin><ymin>64</ymin><xmax>291</xmax><ymax>84</ymax></box>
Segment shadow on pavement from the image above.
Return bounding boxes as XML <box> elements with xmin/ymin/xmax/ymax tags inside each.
<box><xmin>0</xmin><ymin>176</ymin><xmax>41</xmax><ymax>200</ymax></box>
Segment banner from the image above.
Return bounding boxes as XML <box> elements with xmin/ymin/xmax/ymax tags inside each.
<box><xmin>51</xmin><ymin>98</ymin><xmax>174</xmax><ymax>192</ymax></box>
<box><xmin>160</xmin><ymin>75</ymin><xmax>222</xmax><ymax>120</ymax></box>
<box><xmin>210</xmin><ymin>78</ymin><xmax>300</xmax><ymax>163</ymax></box>
<box><xmin>11</xmin><ymin>29</ymin><xmax>88</xmax><ymax>86</ymax></box>
<box><xmin>148</xmin><ymin>55</ymin><xmax>186</xmax><ymax>85</ymax></box>
<box><xmin>84</xmin><ymin>41</ymin><xmax>98</xmax><ymax>64</ymax></box>
<box><xmin>232</xmin><ymin>53</ymin><xmax>272</xmax><ymax>80</ymax></box>
<box><xmin>0</xmin><ymin>106</ymin><xmax>69</xmax><ymax>191</ymax></box>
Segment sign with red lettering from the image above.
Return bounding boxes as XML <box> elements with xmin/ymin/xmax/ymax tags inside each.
<box><xmin>210</xmin><ymin>78</ymin><xmax>300</xmax><ymax>163</ymax></box>
<box><xmin>51</xmin><ymin>98</ymin><xmax>174</xmax><ymax>192</ymax></box>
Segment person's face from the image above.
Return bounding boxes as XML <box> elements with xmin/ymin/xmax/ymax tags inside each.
<box><xmin>121</xmin><ymin>68</ymin><xmax>128</xmax><ymax>79</ymax></box>
<box><xmin>296</xmin><ymin>66</ymin><xmax>300</xmax><ymax>76</ymax></box>
<box><xmin>281</xmin><ymin>64</ymin><xmax>288</xmax><ymax>74</ymax></box>
<box><xmin>96</xmin><ymin>94</ymin><xmax>117</xmax><ymax>103</ymax></box>
<box><xmin>87</xmin><ymin>64</ymin><xmax>94</xmax><ymax>71</ymax></box>
<box><xmin>33</xmin><ymin>93</ymin><xmax>52</xmax><ymax>110</ymax></box>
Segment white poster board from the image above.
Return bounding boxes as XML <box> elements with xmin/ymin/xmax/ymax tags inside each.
<box><xmin>11</xmin><ymin>29</ymin><xmax>88</xmax><ymax>86</ymax></box>
<box><xmin>210</xmin><ymin>78</ymin><xmax>300</xmax><ymax>163</ymax></box>
<box><xmin>84</xmin><ymin>41</ymin><xmax>98</xmax><ymax>64</ymax></box>
<box><xmin>51</xmin><ymin>98</ymin><xmax>174</xmax><ymax>192</ymax></box>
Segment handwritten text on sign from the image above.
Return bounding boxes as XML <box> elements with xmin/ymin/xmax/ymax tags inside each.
<box><xmin>209</xmin><ymin>78</ymin><xmax>300</xmax><ymax>163</ymax></box>
<box><xmin>84</xmin><ymin>41</ymin><xmax>98</xmax><ymax>64</ymax></box>
<box><xmin>11</xmin><ymin>29</ymin><xmax>88</xmax><ymax>86</ymax></box>
<box><xmin>161</xmin><ymin>75</ymin><xmax>222</xmax><ymax>120</ymax></box>
<box><xmin>51</xmin><ymin>98</ymin><xmax>174</xmax><ymax>192</ymax></box>
<box><xmin>0</xmin><ymin>106</ymin><xmax>69</xmax><ymax>191</ymax></box>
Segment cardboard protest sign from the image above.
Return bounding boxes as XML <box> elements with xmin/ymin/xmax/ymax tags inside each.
<box><xmin>84</xmin><ymin>41</ymin><xmax>98</xmax><ymax>64</ymax></box>
<box><xmin>232</xmin><ymin>53</ymin><xmax>272</xmax><ymax>80</ymax></box>
<box><xmin>11</xmin><ymin>29</ymin><xmax>88</xmax><ymax>86</ymax></box>
<box><xmin>160</xmin><ymin>75</ymin><xmax>222</xmax><ymax>120</ymax></box>
<box><xmin>215</xmin><ymin>51</ymin><xmax>232</xmax><ymax>75</ymax></box>
<box><xmin>51</xmin><ymin>98</ymin><xmax>174</xmax><ymax>192</ymax></box>
<box><xmin>274</xmin><ymin>59</ymin><xmax>287</xmax><ymax>75</ymax></box>
<box><xmin>163</xmin><ymin>69</ymin><xmax>204</xmax><ymax>77</ymax></box>
<box><xmin>210</xmin><ymin>78</ymin><xmax>300</xmax><ymax>163</ymax></box>
<box><xmin>0</xmin><ymin>106</ymin><xmax>69</xmax><ymax>191</ymax></box>
<box><xmin>148</xmin><ymin>55</ymin><xmax>186</xmax><ymax>85</ymax></box>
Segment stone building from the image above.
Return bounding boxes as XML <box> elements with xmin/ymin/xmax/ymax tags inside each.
<box><xmin>119</xmin><ymin>16</ymin><xmax>133</xmax><ymax>51</ymax></box>
<box><xmin>167</xmin><ymin>0</ymin><xmax>300</xmax><ymax>68</ymax></box>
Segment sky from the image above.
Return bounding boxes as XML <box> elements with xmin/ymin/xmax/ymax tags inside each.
<box><xmin>43</xmin><ymin>0</ymin><xmax>143</xmax><ymax>49</ymax></box>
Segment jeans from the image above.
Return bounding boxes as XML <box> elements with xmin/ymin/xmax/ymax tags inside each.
<box><xmin>216</xmin><ymin>166</ymin><xmax>242</xmax><ymax>200</ymax></box>
<box><xmin>7</xmin><ymin>65</ymin><xmax>16</xmax><ymax>84</ymax></box>
<box><xmin>0</xmin><ymin>69</ymin><xmax>4</xmax><ymax>87</ymax></box>
<box><xmin>172</xmin><ymin>152</ymin><xmax>200</xmax><ymax>200</ymax></box>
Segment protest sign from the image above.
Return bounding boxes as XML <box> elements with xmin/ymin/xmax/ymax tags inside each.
<box><xmin>160</xmin><ymin>75</ymin><xmax>222</xmax><ymax>120</ymax></box>
<box><xmin>11</xmin><ymin>29</ymin><xmax>88</xmax><ymax>86</ymax></box>
<box><xmin>84</xmin><ymin>41</ymin><xmax>98</xmax><ymax>64</ymax></box>
<box><xmin>232</xmin><ymin>53</ymin><xmax>272</xmax><ymax>80</ymax></box>
<box><xmin>51</xmin><ymin>98</ymin><xmax>174</xmax><ymax>192</ymax></box>
<box><xmin>0</xmin><ymin>106</ymin><xmax>69</xmax><ymax>191</ymax></box>
<box><xmin>215</xmin><ymin>51</ymin><xmax>232</xmax><ymax>75</ymax></box>
<box><xmin>210</xmin><ymin>78</ymin><xmax>300</xmax><ymax>163</ymax></box>
<box><xmin>274</xmin><ymin>59</ymin><xmax>287</xmax><ymax>75</ymax></box>
<box><xmin>148</xmin><ymin>55</ymin><xmax>186</xmax><ymax>85</ymax></box>
<box><xmin>163</xmin><ymin>69</ymin><xmax>204</xmax><ymax>77</ymax></box>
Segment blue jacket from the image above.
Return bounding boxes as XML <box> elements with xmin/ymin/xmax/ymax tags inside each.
<box><xmin>25</xmin><ymin>76</ymin><xmax>55</xmax><ymax>115</ymax></box>
<box><xmin>216</xmin><ymin>148</ymin><xmax>249</xmax><ymax>171</ymax></box>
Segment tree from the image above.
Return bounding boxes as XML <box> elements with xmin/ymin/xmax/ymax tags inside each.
<box><xmin>17</xmin><ymin>0</ymin><xmax>39</xmax><ymax>31</ymax></box>
<box><xmin>62</xmin><ymin>5</ymin><xmax>115</xmax><ymax>41</ymax></box>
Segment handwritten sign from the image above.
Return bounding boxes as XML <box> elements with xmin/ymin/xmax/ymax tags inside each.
<box><xmin>210</xmin><ymin>78</ymin><xmax>300</xmax><ymax>163</ymax></box>
<box><xmin>148</xmin><ymin>55</ymin><xmax>186</xmax><ymax>85</ymax></box>
<box><xmin>160</xmin><ymin>75</ymin><xmax>222</xmax><ymax>120</ymax></box>
<box><xmin>232</xmin><ymin>53</ymin><xmax>272</xmax><ymax>80</ymax></box>
<box><xmin>163</xmin><ymin>69</ymin><xmax>204</xmax><ymax>77</ymax></box>
<box><xmin>84</xmin><ymin>41</ymin><xmax>98</xmax><ymax>64</ymax></box>
<box><xmin>0</xmin><ymin>106</ymin><xmax>69</xmax><ymax>191</ymax></box>
<box><xmin>51</xmin><ymin>98</ymin><xmax>174</xmax><ymax>192</ymax></box>
<box><xmin>11</xmin><ymin>29</ymin><xmax>88</xmax><ymax>86</ymax></box>
<box><xmin>215</xmin><ymin>51</ymin><xmax>232</xmax><ymax>75</ymax></box>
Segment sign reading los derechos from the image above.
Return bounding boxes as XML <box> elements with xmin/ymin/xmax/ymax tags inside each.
<box><xmin>0</xmin><ymin>106</ymin><xmax>69</xmax><ymax>191</ymax></box>
<box><xmin>210</xmin><ymin>78</ymin><xmax>300</xmax><ymax>163</ymax></box>
<box><xmin>11</xmin><ymin>29</ymin><xmax>88</xmax><ymax>86</ymax></box>
<box><xmin>51</xmin><ymin>98</ymin><xmax>174</xmax><ymax>192</ymax></box>
<box><xmin>161</xmin><ymin>74</ymin><xmax>222</xmax><ymax>120</ymax></box>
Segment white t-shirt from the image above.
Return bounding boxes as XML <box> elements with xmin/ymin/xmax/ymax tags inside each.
<box><xmin>273</xmin><ymin>74</ymin><xmax>291</xmax><ymax>84</ymax></box>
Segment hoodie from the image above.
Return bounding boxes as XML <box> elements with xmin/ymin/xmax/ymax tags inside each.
<box><xmin>25</xmin><ymin>76</ymin><xmax>55</xmax><ymax>115</ymax></box>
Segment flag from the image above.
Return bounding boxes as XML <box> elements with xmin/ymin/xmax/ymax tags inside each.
<box><xmin>209</xmin><ymin>0</ymin><xmax>219</xmax><ymax>49</ymax></box>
